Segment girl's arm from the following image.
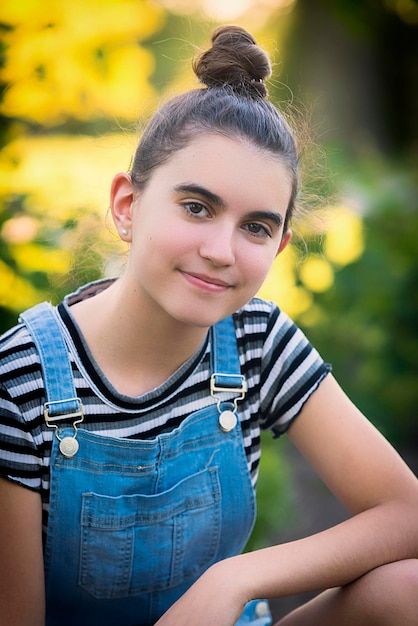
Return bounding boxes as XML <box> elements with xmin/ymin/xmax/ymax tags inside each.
<box><xmin>232</xmin><ymin>374</ymin><xmax>418</xmax><ymax>595</ymax></box>
<box><xmin>0</xmin><ymin>478</ymin><xmax>45</xmax><ymax>626</ymax></box>
<box><xmin>155</xmin><ymin>374</ymin><xmax>418</xmax><ymax>625</ymax></box>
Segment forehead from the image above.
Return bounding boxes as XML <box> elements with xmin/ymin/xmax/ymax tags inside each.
<box><xmin>152</xmin><ymin>133</ymin><xmax>292</xmax><ymax>209</ymax></box>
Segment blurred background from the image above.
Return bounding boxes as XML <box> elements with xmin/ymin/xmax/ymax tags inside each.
<box><xmin>0</xmin><ymin>0</ymin><xmax>417</xmax><ymax>619</ymax></box>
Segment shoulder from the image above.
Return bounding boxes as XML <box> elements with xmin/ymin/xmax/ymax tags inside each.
<box><xmin>0</xmin><ymin>321</ymin><xmax>39</xmax><ymax>374</ymax></box>
<box><xmin>0</xmin><ymin>318</ymin><xmax>47</xmax><ymax>491</ymax></box>
<box><xmin>232</xmin><ymin>297</ymin><xmax>291</xmax><ymax>334</ymax></box>
<box><xmin>0</xmin><ymin>314</ymin><xmax>45</xmax><ymax>409</ymax></box>
<box><xmin>0</xmin><ymin>280</ymin><xmax>100</xmax><ymax>387</ymax></box>
<box><xmin>231</xmin><ymin>296</ymin><xmax>324</xmax><ymax>383</ymax></box>
<box><xmin>232</xmin><ymin>296</ymin><xmax>306</xmax><ymax>354</ymax></box>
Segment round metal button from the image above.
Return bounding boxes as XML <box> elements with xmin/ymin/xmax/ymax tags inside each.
<box><xmin>219</xmin><ymin>410</ymin><xmax>237</xmax><ymax>432</ymax></box>
<box><xmin>59</xmin><ymin>436</ymin><xmax>79</xmax><ymax>458</ymax></box>
<box><xmin>255</xmin><ymin>600</ymin><xmax>270</xmax><ymax>618</ymax></box>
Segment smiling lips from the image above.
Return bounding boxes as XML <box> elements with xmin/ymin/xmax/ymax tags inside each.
<box><xmin>181</xmin><ymin>270</ymin><xmax>232</xmax><ymax>292</ymax></box>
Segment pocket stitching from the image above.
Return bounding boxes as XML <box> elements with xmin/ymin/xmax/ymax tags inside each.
<box><xmin>78</xmin><ymin>467</ymin><xmax>221</xmax><ymax>598</ymax></box>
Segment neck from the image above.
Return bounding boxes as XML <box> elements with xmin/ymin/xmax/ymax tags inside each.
<box><xmin>70</xmin><ymin>278</ymin><xmax>209</xmax><ymax>396</ymax></box>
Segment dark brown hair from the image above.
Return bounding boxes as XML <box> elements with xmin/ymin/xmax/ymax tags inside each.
<box><xmin>194</xmin><ymin>25</ymin><xmax>271</xmax><ymax>98</ymax></box>
<box><xmin>130</xmin><ymin>25</ymin><xmax>299</xmax><ymax>232</ymax></box>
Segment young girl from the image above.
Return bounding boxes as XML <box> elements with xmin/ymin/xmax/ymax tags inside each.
<box><xmin>0</xmin><ymin>25</ymin><xmax>417</xmax><ymax>626</ymax></box>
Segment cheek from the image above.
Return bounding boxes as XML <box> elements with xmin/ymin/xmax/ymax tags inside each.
<box><xmin>134</xmin><ymin>213</ymin><xmax>169</xmax><ymax>245</ymax></box>
<box><xmin>240</xmin><ymin>248</ymin><xmax>275</xmax><ymax>284</ymax></box>
<box><xmin>161</xmin><ymin>219</ymin><xmax>206</xmax><ymax>251</ymax></box>
<box><xmin>137</xmin><ymin>221</ymin><xmax>195</xmax><ymax>263</ymax></box>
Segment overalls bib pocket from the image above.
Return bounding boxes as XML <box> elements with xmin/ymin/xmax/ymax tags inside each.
<box><xmin>79</xmin><ymin>466</ymin><xmax>221</xmax><ymax>598</ymax></box>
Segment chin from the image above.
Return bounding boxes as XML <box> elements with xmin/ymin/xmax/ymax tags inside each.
<box><xmin>169</xmin><ymin>307</ymin><xmax>233</xmax><ymax>329</ymax></box>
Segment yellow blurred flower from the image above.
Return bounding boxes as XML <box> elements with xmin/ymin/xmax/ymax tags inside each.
<box><xmin>11</xmin><ymin>243</ymin><xmax>71</xmax><ymax>275</ymax></box>
<box><xmin>324</xmin><ymin>205</ymin><xmax>364</xmax><ymax>266</ymax></box>
<box><xmin>299</xmin><ymin>254</ymin><xmax>334</xmax><ymax>293</ymax></box>
<box><xmin>0</xmin><ymin>0</ymin><xmax>164</xmax><ymax>123</ymax></box>
<box><xmin>258</xmin><ymin>245</ymin><xmax>313</xmax><ymax>318</ymax></box>
<box><xmin>0</xmin><ymin>133</ymin><xmax>136</xmax><ymax>217</ymax></box>
<box><xmin>0</xmin><ymin>259</ymin><xmax>45</xmax><ymax>311</ymax></box>
<box><xmin>91</xmin><ymin>45</ymin><xmax>157</xmax><ymax>120</ymax></box>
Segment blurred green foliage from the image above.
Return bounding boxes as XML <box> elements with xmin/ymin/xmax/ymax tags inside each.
<box><xmin>302</xmin><ymin>157</ymin><xmax>418</xmax><ymax>444</ymax></box>
<box><xmin>245</xmin><ymin>433</ymin><xmax>293</xmax><ymax>552</ymax></box>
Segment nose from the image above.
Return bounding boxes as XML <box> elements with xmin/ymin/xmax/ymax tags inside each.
<box><xmin>199</xmin><ymin>224</ymin><xmax>236</xmax><ymax>266</ymax></box>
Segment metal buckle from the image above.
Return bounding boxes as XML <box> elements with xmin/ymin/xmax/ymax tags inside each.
<box><xmin>210</xmin><ymin>373</ymin><xmax>247</xmax><ymax>400</ymax></box>
<box><xmin>210</xmin><ymin>373</ymin><xmax>246</xmax><ymax>431</ymax></box>
<box><xmin>44</xmin><ymin>397</ymin><xmax>84</xmax><ymax>427</ymax></box>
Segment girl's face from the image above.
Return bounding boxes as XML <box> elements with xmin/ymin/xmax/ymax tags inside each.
<box><xmin>114</xmin><ymin>134</ymin><xmax>292</xmax><ymax>329</ymax></box>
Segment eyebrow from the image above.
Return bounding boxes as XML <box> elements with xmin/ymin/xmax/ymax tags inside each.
<box><xmin>173</xmin><ymin>183</ymin><xmax>226</xmax><ymax>208</ymax></box>
<box><xmin>173</xmin><ymin>183</ymin><xmax>283</xmax><ymax>228</ymax></box>
<box><xmin>246</xmin><ymin>210</ymin><xmax>283</xmax><ymax>228</ymax></box>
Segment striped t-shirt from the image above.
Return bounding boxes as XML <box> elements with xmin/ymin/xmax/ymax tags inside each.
<box><xmin>0</xmin><ymin>279</ymin><xmax>331</xmax><ymax>535</ymax></box>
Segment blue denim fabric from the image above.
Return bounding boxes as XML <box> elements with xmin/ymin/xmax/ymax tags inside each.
<box><xmin>237</xmin><ymin>600</ymin><xmax>273</xmax><ymax>625</ymax></box>
<box><xmin>21</xmin><ymin>304</ymin><xmax>272</xmax><ymax>626</ymax></box>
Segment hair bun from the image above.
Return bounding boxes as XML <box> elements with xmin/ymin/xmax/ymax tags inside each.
<box><xmin>193</xmin><ymin>25</ymin><xmax>271</xmax><ymax>98</ymax></box>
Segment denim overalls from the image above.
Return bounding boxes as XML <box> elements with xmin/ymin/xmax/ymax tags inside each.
<box><xmin>21</xmin><ymin>303</ymin><xmax>272</xmax><ymax>626</ymax></box>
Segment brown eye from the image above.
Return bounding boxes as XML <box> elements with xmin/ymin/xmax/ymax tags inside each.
<box><xmin>183</xmin><ymin>202</ymin><xmax>209</xmax><ymax>217</ymax></box>
<box><xmin>244</xmin><ymin>222</ymin><xmax>271</xmax><ymax>238</ymax></box>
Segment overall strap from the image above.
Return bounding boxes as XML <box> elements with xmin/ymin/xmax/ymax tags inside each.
<box><xmin>19</xmin><ymin>303</ymin><xmax>83</xmax><ymax>423</ymax></box>
<box><xmin>210</xmin><ymin>315</ymin><xmax>246</xmax><ymax>400</ymax></box>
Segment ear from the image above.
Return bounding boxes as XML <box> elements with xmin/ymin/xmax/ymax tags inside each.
<box><xmin>110</xmin><ymin>172</ymin><xmax>135</xmax><ymax>242</ymax></box>
<box><xmin>276</xmin><ymin>229</ymin><xmax>292</xmax><ymax>257</ymax></box>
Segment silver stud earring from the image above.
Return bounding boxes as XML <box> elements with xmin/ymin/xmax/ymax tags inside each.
<box><xmin>121</xmin><ymin>228</ymin><xmax>128</xmax><ymax>236</ymax></box>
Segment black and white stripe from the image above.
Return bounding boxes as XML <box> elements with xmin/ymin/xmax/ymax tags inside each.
<box><xmin>0</xmin><ymin>286</ymin><xmax>331</xmax><ymax>537</ymax></box>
